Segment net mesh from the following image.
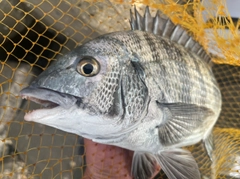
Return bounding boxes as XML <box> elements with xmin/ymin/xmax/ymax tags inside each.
<box><xmin>0</xmin><ymin>0</ymin><xmax>239</xmax><ymax>178</ymax></box>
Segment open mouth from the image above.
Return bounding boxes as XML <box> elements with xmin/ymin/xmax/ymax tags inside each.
<box><xmin>20</xmin><ymin>87</ymin><xmax>80</xmax><ymax>110</ymax></box>
<box><xmin>20</xmin><ymin>87</ymin><xmax>82</xmax><ymax>121</ymax></box>
<box><xmin>21</xmin><ymin>95</ymin><xmax>59</xmax><ymax>109</ymax></box>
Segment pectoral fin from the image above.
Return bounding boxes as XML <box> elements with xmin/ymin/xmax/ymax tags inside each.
<box><xmin>157</xmin><ymin>102</ymin><xmax>213</xmax><ymax>145</ymax></box>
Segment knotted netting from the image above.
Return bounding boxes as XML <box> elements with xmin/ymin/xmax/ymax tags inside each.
<box><xmin>0</xmin><ymin>0</ymin><xmax>239</xmax><ymax>178</ymax></box>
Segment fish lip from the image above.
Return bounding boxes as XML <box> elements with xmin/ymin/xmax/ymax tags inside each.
<box><xmin>20</xmin><ymin>86</ymin><xmax>81</xmax><ymax>109</ymax></box>
<box><xmin>23</xmin><ymin>95</ymin><xmax>59</xmax><ymax>108</ymax></box>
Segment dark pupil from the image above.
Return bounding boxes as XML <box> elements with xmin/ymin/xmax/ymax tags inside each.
<box><xmin>83</xmin><ymin>63</ymin><xmax>93</xmax><ymax>74</ymax></box>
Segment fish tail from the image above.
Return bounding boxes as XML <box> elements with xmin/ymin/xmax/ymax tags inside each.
<box><xmin>132</xmin><ymin>148</ymin><xmax>201</xmax><ymax>179</ymax></box>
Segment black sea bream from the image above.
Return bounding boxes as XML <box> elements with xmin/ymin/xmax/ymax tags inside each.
<box><xmin>21</xmin><ymin>7</ymin><xmax>222</xmax><ymax>179</ymax></box>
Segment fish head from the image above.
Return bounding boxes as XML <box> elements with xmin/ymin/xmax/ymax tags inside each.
<box><xmin>20</xmin><ymin>33</ymin><xmax>149</xmax><ymax>137</ymax></box>
<box><xmin>28</xmin><ymin>39</ymin><xmax>124</xmax><ymax>97</ymax></box>
<box><xmin>21</xmin><ymin>35</ymin><xmax>127</xmax><ymax>106</ymax></box>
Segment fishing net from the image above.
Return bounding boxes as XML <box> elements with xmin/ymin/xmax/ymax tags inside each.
<box><xmin>0</xmin><ymin>0</ymin><xmax>239</xmax><ymax>178</ymax></box>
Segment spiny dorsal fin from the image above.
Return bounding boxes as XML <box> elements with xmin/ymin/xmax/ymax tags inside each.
<box><xmin>130</xmin><ymin>6</ymin><xmax>211</xmax><ymax>64</ymax></box>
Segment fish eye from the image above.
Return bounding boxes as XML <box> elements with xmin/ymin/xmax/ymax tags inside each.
<box><xmin>77</xmin><ymin>57</ymin><xmax>100</xmax><ymax>77</ymax></box>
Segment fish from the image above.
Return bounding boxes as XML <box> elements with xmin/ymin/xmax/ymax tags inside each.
<box><xmin>20</xmin><ymin>6</ymin><xmax>222</xmax><ymax>179</ymax></box>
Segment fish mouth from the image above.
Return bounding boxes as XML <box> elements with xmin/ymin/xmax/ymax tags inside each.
<box><xmin>21</xmin><ymin>95</ymin><xmax>60</xmax><ymax>109</ymax></box>
<box><xmin>20</xmin><ymin>87</ymin><xmax>81</xmax><ymax>120</ymax></box>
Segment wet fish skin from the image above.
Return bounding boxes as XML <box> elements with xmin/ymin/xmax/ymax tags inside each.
<box><xmin>20</xmin><ymin>7</ymin><xmax>222</xmax><ymax>179</ymax></box>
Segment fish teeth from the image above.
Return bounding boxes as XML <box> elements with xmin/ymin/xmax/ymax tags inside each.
<box><xmin>22</xmin><ymin>96</ymin><xmax>28</xmax><ymax>100</ymax></box>
<box><xmin>26</xmin><ymin>110</ymin><xmax>34</xmax><ymax>114</ymax></box>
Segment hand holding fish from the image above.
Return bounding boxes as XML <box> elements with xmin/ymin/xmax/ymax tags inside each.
<box><xmin>82</xmin><ymin>138</ymin><xmax>160</xmax><ymax>179</ymax></box>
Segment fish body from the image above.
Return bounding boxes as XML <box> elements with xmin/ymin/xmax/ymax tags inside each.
<box><xmin>21</xmin><ymin>7</ymin><xmax>221</xmax><ymax>179</ymax></box>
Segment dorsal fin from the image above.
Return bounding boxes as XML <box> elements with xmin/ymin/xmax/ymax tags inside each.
<box><xmin>130</xmin><ymin>6</ymin><xmax>211</xmax><ymax>64</ymax></box>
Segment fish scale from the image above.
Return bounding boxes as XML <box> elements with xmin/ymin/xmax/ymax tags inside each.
<box><xmin>105</xmin><ymin>30</ymin><xmax>219</xmax><ymax>111</ymax></box>
<box><xmin>20</xmin><ymin>6</ymin><xmax>222</xmax><ymax>179</ymax></box>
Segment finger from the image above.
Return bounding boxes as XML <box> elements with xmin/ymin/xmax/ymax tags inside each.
<box><xmin>82</xmin><ymin>138</ymin><xmax>134</xmax><ymax>179</ymax></box>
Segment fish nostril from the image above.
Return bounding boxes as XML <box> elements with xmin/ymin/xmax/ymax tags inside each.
<box><xmin>76</xmin><ymin>98</ymin><xmax>82</xmax><ymax>107</ymax></box>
